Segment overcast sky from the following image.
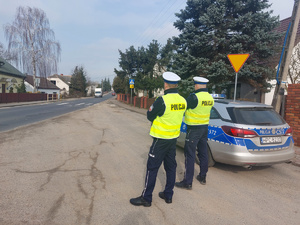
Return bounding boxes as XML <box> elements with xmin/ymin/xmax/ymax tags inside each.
<box><xmin>0</xmin><ymin>0</ymin><xmax>295</xmax><ymax>83</ymax></box>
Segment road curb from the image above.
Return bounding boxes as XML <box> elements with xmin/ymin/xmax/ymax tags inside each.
<box><xmin>109</xmin><ymin>98</ymin><xmax>147</xmax><ymax>116</ymax></box>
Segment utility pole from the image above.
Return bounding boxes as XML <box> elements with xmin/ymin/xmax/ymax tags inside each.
<box><xmin>272</xmin><ymin>0</ymin><xmax>300</xmax><ymax>114</ymax></box>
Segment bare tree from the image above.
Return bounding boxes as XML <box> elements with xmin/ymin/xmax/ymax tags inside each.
<box><xmin>288</xmin><ymin>42</ymin><xmax>300</xmax><ymax>84</ymax></box>
<box><xmin>4</xmin><ymin>6</ymin><xmax>61</xmax><ymax>92</ymax></box>
<box><xmin>0</xmin><ymin>42</ymin><xmax>17</xmax><ymax>61</ymax></box>
<box><xmin>0</xmin><ymin>42</ymin><xmax>4</xmax><ymax>57</ymax></box>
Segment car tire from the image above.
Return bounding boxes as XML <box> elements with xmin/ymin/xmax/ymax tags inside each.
<box><xmin>207</xmin><ymin>145</ymin><xmax>215</xmax><ymax>167</ymax></box>
<box><xmin>195</xmin><ymin>145</ymin><xmax>215</xmax><ymax>167</ymax></box>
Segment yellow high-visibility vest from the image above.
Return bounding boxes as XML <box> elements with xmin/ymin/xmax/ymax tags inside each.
<box><xmin>150</xmin><ymin>94</ymin><xmax>186</xmax><ymax>139</ymax></box>
<box><xmin>184</xmin><ymin>92</ymin><xmax>214</xmax><ymax>125</ymax></box>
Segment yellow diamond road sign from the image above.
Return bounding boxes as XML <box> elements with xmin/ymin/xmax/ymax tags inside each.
<box><xmin>227</xmin><ymin>54</ymin><xmax>250</xmax><ymax>73</ymax></box>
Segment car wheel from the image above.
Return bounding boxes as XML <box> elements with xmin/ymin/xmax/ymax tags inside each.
<box><xmin>207</xmin><ymin>145</ymin><xmax>215</xmax><ymax>167</ymax></box>
<box><xmin>195</xmin><ymin>145</ymin><xmax>215</xmax><ymax>167</ymax></box>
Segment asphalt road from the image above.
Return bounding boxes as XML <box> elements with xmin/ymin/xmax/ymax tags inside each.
<box><xmin>0</xmin><ymin>94</ymin><xmax>113</xmax><ymax>132</ymax></box>
<box><xmin>0</xmin><ymin>98</ymin><xmax>299</xmax><ymax>225</ymax></box>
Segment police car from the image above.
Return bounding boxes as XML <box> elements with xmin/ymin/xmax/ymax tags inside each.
<box><xmin>177</xmin><ymin>98</ymin><xmax>295</xmax><ymax>168</ymax></box>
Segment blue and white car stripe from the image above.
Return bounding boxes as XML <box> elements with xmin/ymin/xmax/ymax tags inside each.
<box><xmin>180</xmin><ymin>122</ymin><xmax>294</xmax><ymax>152</ymax></box>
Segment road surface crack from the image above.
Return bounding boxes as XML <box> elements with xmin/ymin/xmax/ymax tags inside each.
<box><xmin>46</xmin><ymin>194</ymin><xmax>65</xmax><ymax>224</ymax></box>
<box><xmin>84</xmin><ymin>152</ymin><xmax>106</xmax><ymax>225</ymax></box>
<box><xmin>14</xmin><ymin>152</ymin><xmax>82</xmax><ymax>191</ymax></box>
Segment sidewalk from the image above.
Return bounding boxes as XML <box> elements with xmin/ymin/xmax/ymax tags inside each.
<box><xmin>110</xmin><ymin>98</ymin><xmax>147</xmax><ymax>116</ymax></box>
<box><xmin>0</xmin><ymin>100</ymin><xmax>50</xmax><ymax>108</ymax></box>
<box><xmin>291</xmin><ymin>145</ymin><xmax>300</xmax><ymax>167</ymax></box>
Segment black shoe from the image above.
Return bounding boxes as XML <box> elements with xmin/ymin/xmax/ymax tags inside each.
<box><xmin>159</xmin><ymin>192</ymin><xmax>172</xmax><ymax>204</ymax></box>
<box><xmin>196</xmin><ymin>175</ymin><xmax>206</xmax><ymax>185</ymax></box>
<box><xmin>174</xmin><ymin>181</ymin><xmax>192</xmax><ymax>190</ymax></box>
<box><xmin>130</xmin><ymin>196</ymin><xmax>151</xmax><ymax>207</ymax></box>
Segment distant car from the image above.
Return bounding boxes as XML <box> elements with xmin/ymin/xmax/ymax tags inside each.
<box><xmin>177</xmin><ymin>99</ymin><xmax>295</xmax><ymax>169</ymax></box>
<box><xmin>112</xmin><ymin>92</ymin><xmax>116</xmax><ymax>96</ymax></box>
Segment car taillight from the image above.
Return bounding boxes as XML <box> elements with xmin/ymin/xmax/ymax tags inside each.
<box><xmin>285</xmin><ymin>127</ymin><xmax>293</xmax><ymax>136</ymax></box>
<box><xmin>221</xmin><ymin>126</ymin><xmax>258</xmax><ymax>138</ymax></box>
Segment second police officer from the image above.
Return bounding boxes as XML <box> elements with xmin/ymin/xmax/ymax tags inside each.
<box><xmin>175</xmin><ymin>77</ymin><xmax>214</xmax><ymax>189</ymax></box>
<box><xmin>130</xmin><ymin>72</ymin><xmax>186</xmax><ymax>207</ymax></box>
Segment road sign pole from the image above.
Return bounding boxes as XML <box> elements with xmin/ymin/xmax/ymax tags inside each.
<box><xmin>227</xmin><ymin>54</ymin><xmax>250</xmax><ymax>101</ymax></box>
<box><xmin>234</xmin><ymin>73</ymin><xmax>238</xmax><ymax>102</ymax></box>
<box><xmin>129</xmin><ymin>79</ymin><xmax>135</xmax><ymax>105</ymax></box>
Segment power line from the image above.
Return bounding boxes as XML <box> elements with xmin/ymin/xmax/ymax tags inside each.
<box><xmin>133</xmin><ymin>0</ymin><xmax>186</xmax><ymax>48</ymax></box>
<box><xmin>139</xmin><ymin>0</ymin><xmax>183</xmax><ymax>46</ymax></box>
<box><xmin>133</xmin><ymin>0</ymin><xmax>175</xmax><ymax>46</ymax></box>
<box><xmin>154</xmin><ymin>1</ymin><xmax>187</xmax><ymax>44</ymax></box>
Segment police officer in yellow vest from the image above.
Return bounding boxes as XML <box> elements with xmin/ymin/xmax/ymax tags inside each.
<box><xmin>175</xmin><ymin>77</ymin><xmax>214</xmax><ymax>190</ymax></box>
<box><xmin>130</xmin><ymin>72</ymin><xmax>186</xmax><ymax>207</ymax></box>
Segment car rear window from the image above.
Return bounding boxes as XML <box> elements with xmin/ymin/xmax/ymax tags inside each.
<box><xmin>227</xmin><ymin>107</ymin><xmax>285</xmax><ymax>126</ymax></box>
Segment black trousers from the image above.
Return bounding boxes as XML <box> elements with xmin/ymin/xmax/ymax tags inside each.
<box><xmin>142</xmin><ymin>137</ymin><xmax>177</xmax><ymax>202</ymax></box>
<box><xmin>183</xmin><ymin>125</ymin><xmax>208</xmax><ymax>185</ymax></box>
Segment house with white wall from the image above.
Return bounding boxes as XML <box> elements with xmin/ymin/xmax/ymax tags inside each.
<box><xmin>263</xmin><ymin>17</ymin><xmax>300</xmax><ymax>105</ymax></box>
<box><xmin>48</xmin><ymin>74</ymin><xmax>71</xmax><ymax>97</ymax></box>
<box><xmin>25</xmin><ymin>75</ymin><xmax>60</xmax><ymax>98</ymax></box>
<box><xmin>135</xmin><ymin>64</ymin><xmax>166</xmax><ymax>97</ymax></box>
<box><xmin>86</xmin><ymin>85</ymin><xmax>99</xmax><ymax>97</ymax></box>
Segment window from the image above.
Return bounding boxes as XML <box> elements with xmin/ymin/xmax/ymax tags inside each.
<box><xmin>50</xmin><ymin>80</ymin><xmax>56</xmax><ymax>85</ymax></box>
<box><xmin>210</xmin><ymin>108</ymin><xmax>220</xmax><ymax>119</ymax></box>
<box><xmin>228</xmin><ymin>107</ymin><xmax>285</xmax><ymax>125</ymax></box>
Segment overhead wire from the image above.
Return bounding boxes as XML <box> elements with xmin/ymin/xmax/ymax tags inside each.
<box><xmin>133</xmin><ymin>0</ymin><xmax>176</xmax><ymax>46</ymax></box>
<box><xmin>133</xmin><ymin>0</ymin><xmax>187</xmax><ymax>48</ymax></box>
<box><xmin>139</xmin><ymin>0</ymin><xmax>183</xmax><ymax>47</ymax></box>
<box><xmin>146</xmin><ymin>0</ymin><xmax>187</xmax><ymax>44</ymax></box>
<box><xmin>149</xmin><ymin>1</ymin><xmax>187</xmax><ymax>46</ymax></box>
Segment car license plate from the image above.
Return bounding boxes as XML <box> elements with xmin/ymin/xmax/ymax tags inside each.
<box><xmin>260</xmin><ymin>136</ymin><xmax>282</xmax><ymax>145</ymax></box>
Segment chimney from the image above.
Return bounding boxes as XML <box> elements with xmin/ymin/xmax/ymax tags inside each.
<box><xmin>61</xmin><ymin>74</ymin><xmax>63</xmax><ymax>76</ymax></box>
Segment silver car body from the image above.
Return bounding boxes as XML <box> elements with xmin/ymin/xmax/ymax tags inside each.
<box><xmin>177</xmin><ymin>99</ymin><xmax>295</xmax><ymax>167</ymax></box>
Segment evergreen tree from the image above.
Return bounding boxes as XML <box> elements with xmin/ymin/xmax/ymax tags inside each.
<box><xmin>114</xmin><ymin>40</ymin><xmax>170</xmax><ymax>97</ymax></box>
<box><xmin>107</xmin><ymin>78</ymin><xmax>112</xmax><ymax>91</ymax></box>
<box><xmin>16</xmin><ymin>81</ymin><xmax>26</xmax><ymax>93</ymax></box>
<box><xmin>70</xmin><ymin>66</ymin><xmax>87</xmax><ymax>97</ymax></box>
<box><xmin>172</xmin><ymin>0</ymin><xmax>281</xmax><ymax>94</ymax></box>
<box><xmin>112</xmin><ymin>76</ymin><xmax>127</xmax><ymax>94</ymax></box>
<box><xmin>99</xmin><ymin>78</ymin><xmax>112</xmax><ymax>92</ymax></box>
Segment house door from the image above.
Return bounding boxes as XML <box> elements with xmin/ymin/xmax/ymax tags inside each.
<box><xmin>2</xmin><ymin>84</ymin><xmax>5</xmax><ymax>94</ymax></box>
